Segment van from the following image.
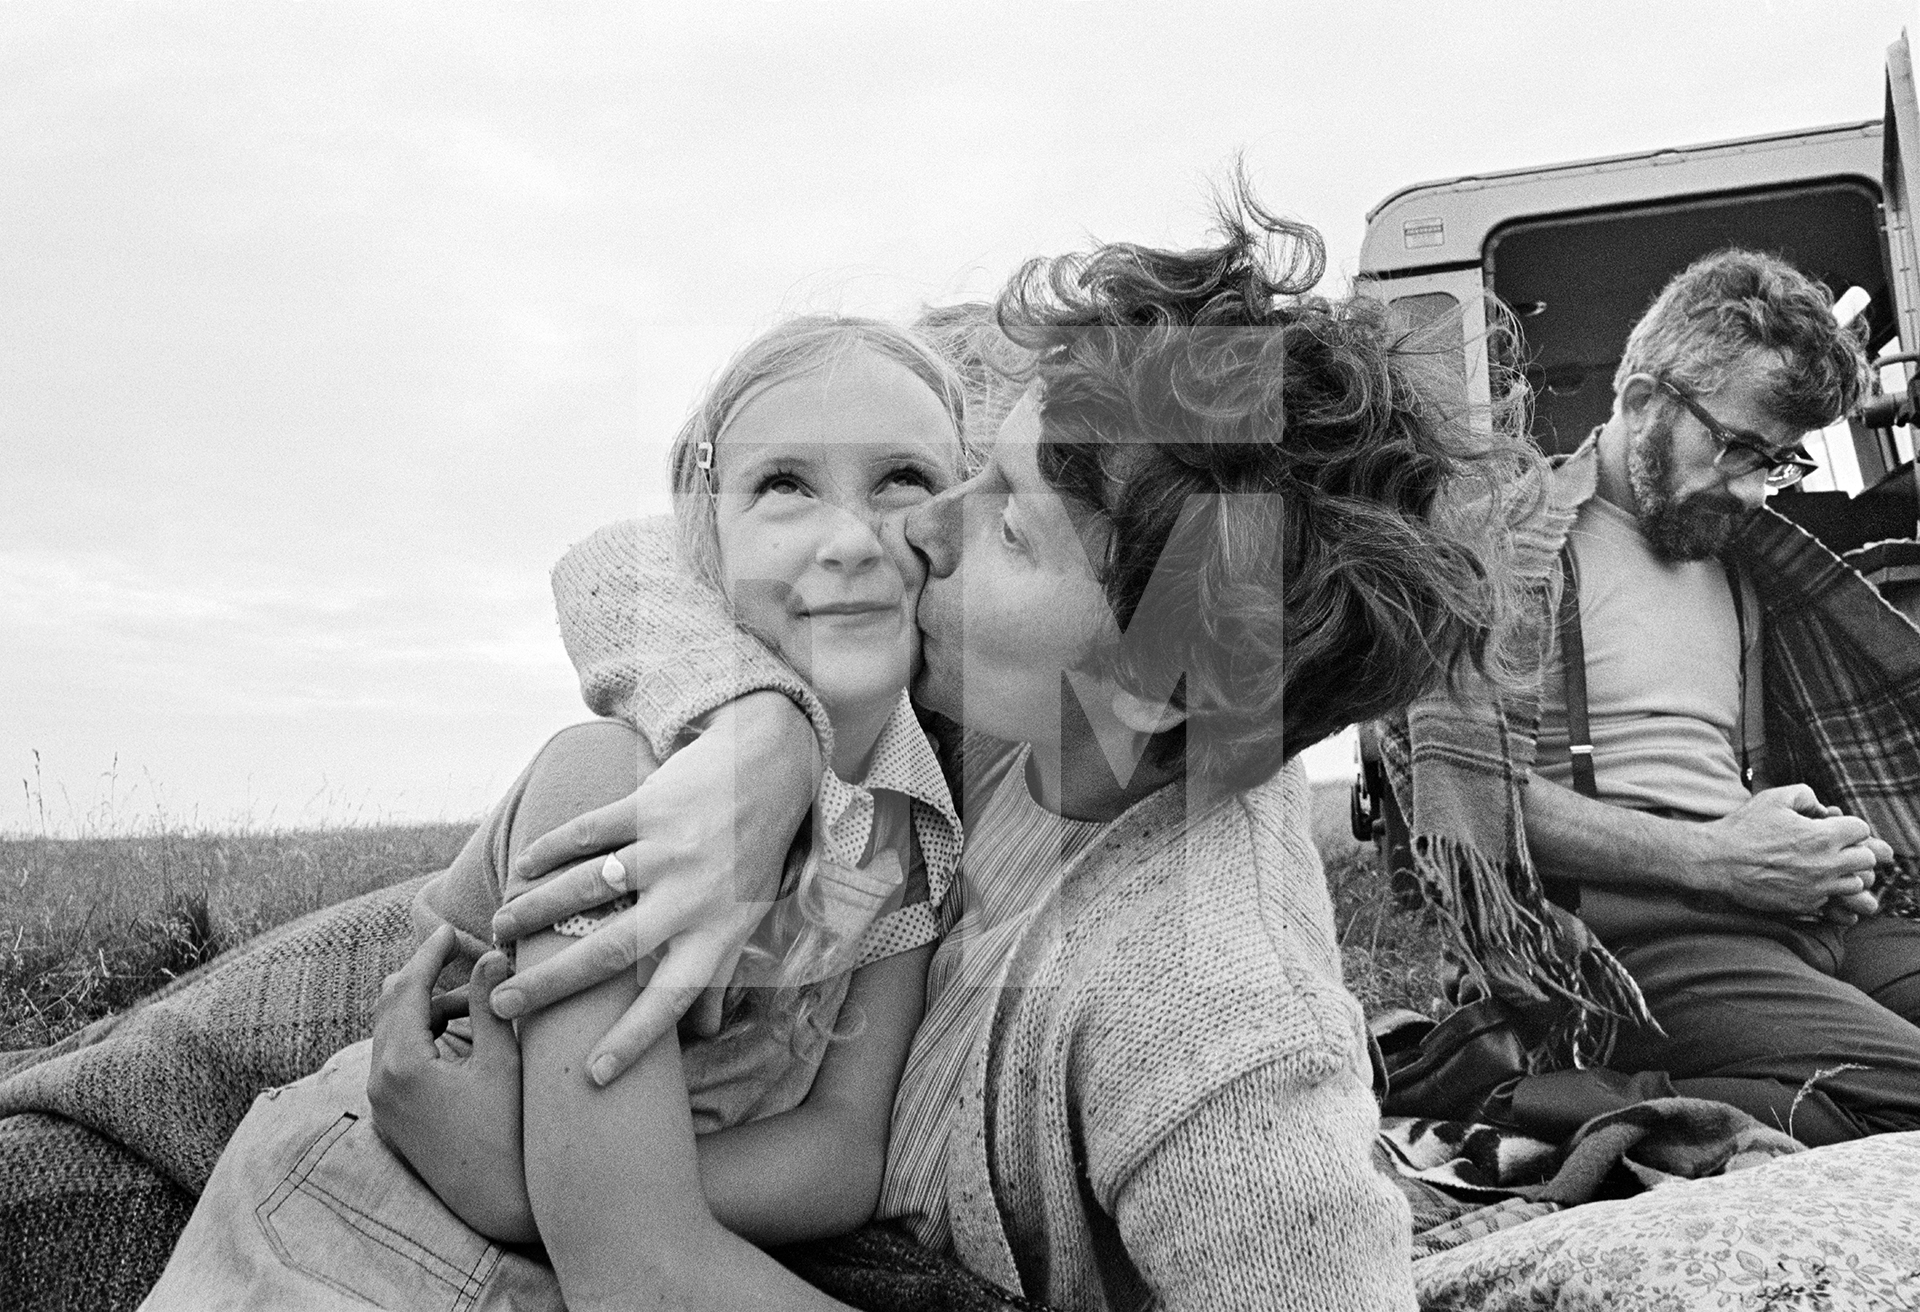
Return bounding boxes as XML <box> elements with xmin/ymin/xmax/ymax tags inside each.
<box><xmin>1353</xmin><ymin>34</ymin><xmax>1920</xmax><ymax>561</ymax></box>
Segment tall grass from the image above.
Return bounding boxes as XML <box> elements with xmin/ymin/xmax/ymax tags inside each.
<box><xmin>1</xmin><ymin>784</ymin><xmax>1451</xmax><ymax>1051</ymax></box>
<box><xmin>1328</xmin><ymin>846</ymin><xmax>1449</xmax><ymax>1018</ymax></box>
<box><xmin>0</xmin><ymin>824</ymin><xmax>472</xmax><ymax>1049</ymax></box>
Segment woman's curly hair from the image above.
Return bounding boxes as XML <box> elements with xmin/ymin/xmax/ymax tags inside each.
<box><xmin>913</xmin><ymin>300</ymin><xmax>1033</xmax><ymax>467</ymax></box>
<box><xmin>1000</xmin><ymin>176</ymin><xmax>1542</xmax><ymax>792</ymax></box>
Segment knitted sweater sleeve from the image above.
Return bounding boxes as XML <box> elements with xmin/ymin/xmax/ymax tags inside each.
<box><xmin>550</xmin><ymin>516</ymin><xmax>833</xmax><ymax>762</ymax></box>
<box><xmin>1112</xmin><ymin>1061</ymin><xmax>1416</xmax><ymax>1311</ymax></box>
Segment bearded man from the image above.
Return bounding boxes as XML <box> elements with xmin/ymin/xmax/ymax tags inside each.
<box><xmin>1393</xmin><ymin>248</ymin><xmax>1920</xmax><ymax>1146</ymax></box>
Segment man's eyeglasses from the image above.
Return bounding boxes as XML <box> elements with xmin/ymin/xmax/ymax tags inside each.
<box><xmin>1655</xmin><ymin>378</ymin><xmax>1820</xmax><ymax>489</ymax></box>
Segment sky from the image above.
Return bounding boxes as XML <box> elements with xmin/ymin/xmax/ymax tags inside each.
<box><xmin>4</xmin><ymin>0</ymin><xmax>1916</xmax><ymax>834</ymax></box>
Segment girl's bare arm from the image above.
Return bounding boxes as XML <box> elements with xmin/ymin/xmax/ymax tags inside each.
<box><xmin>516</xmin><ymin>925</ymin><xmax>856</xmax><ymax>1312</ymax></box>
<box><xmin>696</xmin><ymin>941</ymin><xmax>931</xmax><ymax>1244</ymax></box>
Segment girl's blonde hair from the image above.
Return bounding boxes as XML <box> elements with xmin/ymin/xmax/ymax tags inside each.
<box><xmin>667</xmin><ymin>313</ymin><xmax>964</xmax><ymax>1052</ymax></box>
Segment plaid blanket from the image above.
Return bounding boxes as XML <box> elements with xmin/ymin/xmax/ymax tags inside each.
<box><xmin>0</xmin><ymin>879</ymin><xmax>428</xmax><ymax>1311</ymax></box>
<box><xmin>1384</xmin><ymin>439</ymin><xmax>1920</xmax><ymax>1070</ymax></box>
<box><xmin>0</xmin><ymin>877</ymin><xmax>1043</xmax><ymax>1312</ymax></box>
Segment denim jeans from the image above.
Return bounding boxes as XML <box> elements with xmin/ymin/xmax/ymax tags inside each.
<box><xmin>139</xmin><ymin>1040</ymin><xmax>563</xmax><ymax>1312</ymax></box>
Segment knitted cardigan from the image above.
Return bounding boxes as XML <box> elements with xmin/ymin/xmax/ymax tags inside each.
<box><xmin>554</xmin><ymin>518</ymin><xmax>1416</xmax><ymax>1311</ymax></box>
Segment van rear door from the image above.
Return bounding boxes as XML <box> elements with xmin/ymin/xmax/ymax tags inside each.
<box><xmin>1882</xmin><ymin>32</ymin><xmax>1920</xmax><ymax>371</ymax></box>
<box><xmin>1881</xmin><ymin>31</ymin><xmax>1920</xmax><ymax>534</ymax></box>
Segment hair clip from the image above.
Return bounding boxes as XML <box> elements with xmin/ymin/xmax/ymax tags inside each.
<box><xmin>695</xmin><ymin>439</ymin><xmax>719</xmax><ymax>500</ymax></box>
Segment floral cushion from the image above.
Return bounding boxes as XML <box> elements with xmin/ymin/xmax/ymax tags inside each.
<box><xmin>1412</xmin><ymin>1131</ymin><xmax>1920</xmax><ymax>1310</ymax></box>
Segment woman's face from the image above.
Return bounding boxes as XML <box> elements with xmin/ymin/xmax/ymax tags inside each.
<box><xmin>711</xmin><ymin>350</ymin><xmax>959</xmax><ymax>726</ymax></box>
<box><xmin>904</xmin><ymin>390</ymin><xmax>1116</xmax><ymax>750</ymax></box>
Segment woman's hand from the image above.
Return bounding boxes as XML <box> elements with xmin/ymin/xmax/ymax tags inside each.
<box><xmin>487</xmin><ymin>692</ymin><xmax>821</xmax><ymax>1084</ymax></box>
<box><xmin>367</xmin><ymin>926</ymin><xmax>537</xmax><ymax>1246</ymax></box>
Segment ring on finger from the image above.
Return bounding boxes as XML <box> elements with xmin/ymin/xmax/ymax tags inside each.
<box><xmin>601</xmin><ymin>853</ymin><xmax>628</xmax><ymax>892</ymax></box>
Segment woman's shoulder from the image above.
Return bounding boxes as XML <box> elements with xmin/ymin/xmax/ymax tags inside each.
<box><xmin>1053</xmin><ymin>762</ymin><xmax>1363</xmax><ymax>1086</ymax></box>
<box><xmin>988</xmin><ymin>763</ymin><xmax>1377</xmax><ymax>1221</ymax></box>
<box><xmin>1046</xmin><ymin>837</ymin><xmax>1372</xmax><ymax>1207</ymax></box>
<box><xmin>1102</xmin><ymin>761</ymin><xmax>1339</xmax><ymax>966</ymax></box>
<box><xmin>553</xmin><ymin>516</ymin><xmax>671</xmax><ymax>588</ymax></box>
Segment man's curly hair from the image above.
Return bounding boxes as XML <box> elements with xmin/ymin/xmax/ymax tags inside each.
<box><xmin>1614</xmin><ymin>247</ymin><xmax>1869</xmax><ymax>428</ymax></box>
<box><xmin>1000</xmin><ymin>179</ymin><xmax>1541</xmax><ymax>792</ymax></box>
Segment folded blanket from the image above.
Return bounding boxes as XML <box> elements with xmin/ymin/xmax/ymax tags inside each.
<box><xmin>0</xmin><ymin>1112</ymin><xmax>197</xmax><ymax>1312</ymax></box>
<box><xmin>1381</xmin><ymin>1094</ymin><xmax>1804</xmax><ymax>1262</ymax></box>
<box><xmin>1530</xmin><ymin>1097</ymin><xmax>1802</xmax><ymax>1204</ymax></box>
<box><xmin>0</xmin><ymin>879</ymin><xmax>427</xmax><ymax>1311</ymax></box>
<box><xmin>0</xmin><ymin>878</ymin><xmax>430</xmax><ymax>1197</ymax></box>
<box><xmin>1381</xmin><ymin>1116</ymin><xmax>1560</xmax><ymax>1204</ymax></box>
<box><xmin>0</xmin><ymin>878</ymin><xmax>429</xmax><ymax>1197</ymax></box>
<box><xmin>0</xmin><ymin>878</ymin><xmax>1044</xmax><ymax>1312</ymax></box>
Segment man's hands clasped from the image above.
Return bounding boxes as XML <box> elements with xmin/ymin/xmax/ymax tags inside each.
<box><xmin>1693</xmin><ymin>784</ymin><xmax>1892</xmax><ymax>923</ymax></box>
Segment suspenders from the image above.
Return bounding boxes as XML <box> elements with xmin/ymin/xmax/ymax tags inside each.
<box><xmin>1550</xmin><ymin>543</ymin><xmax>1593</xmax><ymax>912</ymax></box>
<box><xmin>1723</xmin><ymin>561</ymin><xmax>1757</xmax><ymax>791</ymax></box>
<box><xmin>1553</xmin><ymin>538</ymin><xmax>1757</xmax><ymax>893</ymax></box>
<box><xmin>1556</xmin><ymin>543</ymin><xmax>1599</xmax><ymax>802</ymax></box>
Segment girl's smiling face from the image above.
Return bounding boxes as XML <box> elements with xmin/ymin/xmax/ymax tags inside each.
<box><xmin>711</xmin><ymin>349</ymin><xmax>959</xmax><ymax>751</ymax></box>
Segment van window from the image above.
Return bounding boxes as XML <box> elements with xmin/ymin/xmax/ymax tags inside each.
<box><xmin>1485</xmin><ymin>181</ymin><xmax>1885</xmax><ymax>455</ymax></box>
<box><xmin>1388</xmin><ymin>291</ymin><xmax>1460</xmax><ymax>333</ymax></box>
<box><xmin>1387</xmin><ymin>291</ymin><xmax>1466</xmax><ymax>388</ymax></box>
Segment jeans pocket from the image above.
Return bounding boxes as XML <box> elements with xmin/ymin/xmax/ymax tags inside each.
<box><xmin>255</xmin><ymin>1110</ymin><xmax>508</xmax><ymax>1311</ymax></box>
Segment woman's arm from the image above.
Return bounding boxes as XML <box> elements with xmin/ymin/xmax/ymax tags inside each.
<box><xmin>553</xmin><ymin>516</ymin><xmax>832</xmax><ymax>758</ymax></box>
<box><xmin>697</xmin><ymin>943</ymin><xmax>932</xmax><ymax>1245</ymax></box>
<box><xmin>1112</xmin><ymin>1062</ymin><xmax>1415</xmax><ymax>1312</ymax></box>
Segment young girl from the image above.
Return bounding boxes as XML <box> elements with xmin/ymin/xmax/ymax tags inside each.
<box><xmin>139</xmin><ymin>316</ymin><xmax>968</xmax><ymax>1310</ymax></box>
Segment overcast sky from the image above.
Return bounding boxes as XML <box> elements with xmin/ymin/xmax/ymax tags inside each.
<box><xmin>4</xmin><ymin>0</ymin><xmax>1914</xmax><ymax>834</ymax></box>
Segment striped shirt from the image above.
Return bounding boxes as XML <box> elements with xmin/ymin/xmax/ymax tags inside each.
<box><xmin>876</xmin><ymin>743</ymin><xmax>1107</xmax><ymax>1251</ymax></box>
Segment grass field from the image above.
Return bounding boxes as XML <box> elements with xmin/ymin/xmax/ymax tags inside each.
<box><xmin>0</xmin><ymin>823</ymin><xmax>473</xmax><ymax>1048</ymax></box>
<box><xmin>0</xmin><ymin>784</ymin><xmax>1447</xmax><ymax>1050</ymax></box>
<box><xmin>1314</xmin><ymin>782</ymin><xmax>1451</xmax><ymax>1020</ymax></box>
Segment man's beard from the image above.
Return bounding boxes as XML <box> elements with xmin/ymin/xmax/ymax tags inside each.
<box><xmin>1627</xmin><ymin>414</ymin><xmax>1752</xmax><ymax>561</ymax></box>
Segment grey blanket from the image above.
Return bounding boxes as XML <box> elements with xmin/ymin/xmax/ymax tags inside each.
<box><xmin>0</xmin><ymin>877</ymin><xmax>1039</xmax><ymax>1312</ymax></box>
<box><xmin>0</xmin><ymin>878</ymin><xmax>427</xmax><ymax>1311</ymax></box>
<box><xmin>0</xmin><ymin>879</ymin><xmax>429</xmax><ymax>1194</ymax></box>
